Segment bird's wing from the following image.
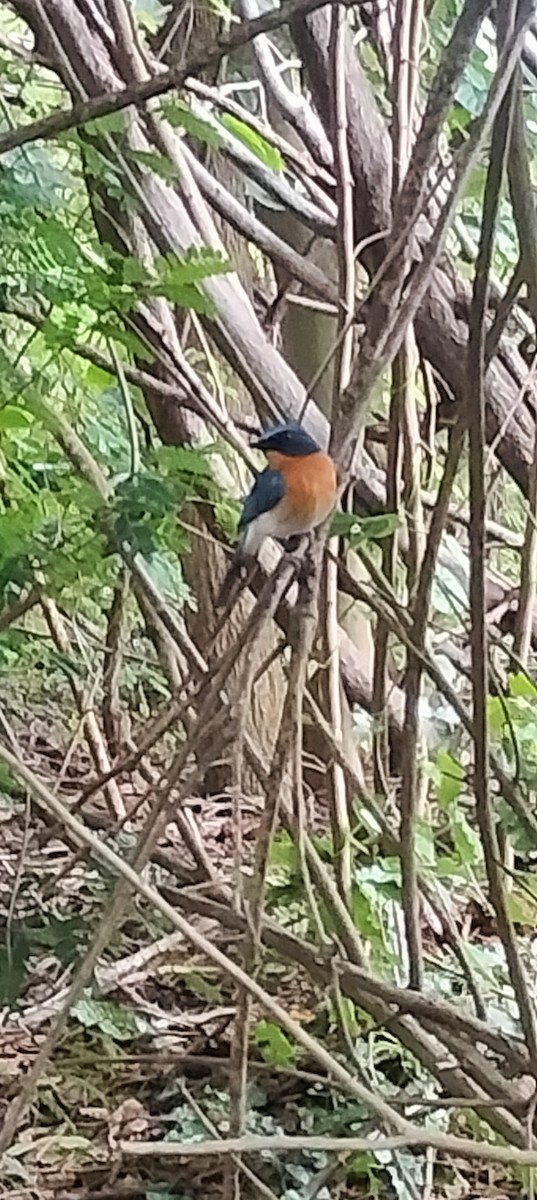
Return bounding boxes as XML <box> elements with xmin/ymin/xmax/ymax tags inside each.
<box><xmin>238</xmin><ymin>467</ymin><xmax>285</xmax><ymax>531</ymax></box>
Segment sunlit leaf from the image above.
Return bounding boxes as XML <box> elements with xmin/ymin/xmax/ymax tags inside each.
<box><xmin>254</xmin><ymin>1020</ymin><xmax>297</xmax><ymax>1067</ymax></box>
<box><xmin>509</xmin><ymin>672</ymin><xmax>537</xmax><ymax>699</ymax></box>
<box><xmin>220</xmin><ymin>113</ymin><xmax>283</xmax><ymax>171</ymax></box>
<box><xmin>0</xmin><ymin>405</ymin><xmax>33</xmax><ymax>430</ymax></box>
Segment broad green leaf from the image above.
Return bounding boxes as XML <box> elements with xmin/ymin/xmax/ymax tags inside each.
<box><xmin>347</xmin><ymin>1152</ymin><xmax>381</xmax><ymax>1193</ymax></box>
<box><xmin>207</xmin><ymin>0</ymin><xmax>231</xmax><ymax>16</ymax></box>
<box><xmin>220</xmin><ymin>113</ymin><xmax>283</xmax><ymax>172</ymax></box>
<box><xmin>85</xmin><ymin>363</ymin><xmax>114</xmax><ymax>389</ymax></box>
<box><xmin>435</xmin><ymin>749</ymin><xmax>464</xmax><ymax>808</ymax></box>
<box><xmin>0</xmin><ymin>405</ymin><xmax>33</xmax><ymax>430</ymax></box>
<box><xmin>505</xmin><ymin>890</ymin><xmax>537</xmax><ymax>925</ymax></box>
<box><xmin>134</xmin><ymin>0</ymin><xmax>168</xmax><ymax>30</ymax></box>
<box><xmin>436</xmin><ymin>854</ymin><xmax>464</xmax><ymax>877</ymax></box>
<box><xmin>214</xmin><ymin>498</ymin><xmax>240</xmax><ymax>539</ymax></box>
<box><xmin>156</xmin><ymin>282</ymin><xmax>214</xmax><ymax>313</ymax></box>
<box><xmin>147</xmin><ymin>252</ymin><xmax>232</xmax><ymax>314</ymax></box>
<box><xmin>509</xmin><ymin>672</ymin><xmax>537</xmax><ymax>699</ymax></box>
<box><xmin>154</xmin><ymin>444</ymin><xmax>213</xmax><ymax>478</ymax></box>
<box><xmin>122</xmin><ymin>256</ymin><xmax>152</xmax><ymax>284</ymax></box>
<box><xmin>254</xmin><ymin>1020</ymin><xmax>297</xmax><ymax>1067</ymax></box>
<box><xmin>351</xmin><ymin>883</ymin><xmax>381</xmax><ymax>944</ymax></box>
<box><xmin>146</xmin><ymin>1192</ymin><xmax>188</xmax><ymax>1200</ymax></box>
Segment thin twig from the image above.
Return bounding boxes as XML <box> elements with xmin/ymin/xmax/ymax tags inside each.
<box><xmin>40</xmin><ymin>593</ymin><xmax>126</xmax><ymax>821</ymax></box>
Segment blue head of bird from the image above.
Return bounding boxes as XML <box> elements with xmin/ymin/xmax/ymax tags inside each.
<box><xmin>252</xmin><ymin>422</ymin><xmax>321</xmax><ymax>458</ymax></box>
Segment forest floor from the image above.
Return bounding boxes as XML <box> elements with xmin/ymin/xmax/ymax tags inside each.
<box><xmin>0</xmin><ymin>678</ymin><xmax>524</xmax><ymax>1200</ymax></box>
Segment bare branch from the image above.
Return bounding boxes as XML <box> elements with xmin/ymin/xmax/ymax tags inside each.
<box><xmin>0</xmin><ymin>0</ymin><xmax>358</xmax><ymax>158</ymax></box>
<box><xmin>117</xmin><ymin>1132</ymin><xmax>537</xmax><ymax>1168</ymax></box>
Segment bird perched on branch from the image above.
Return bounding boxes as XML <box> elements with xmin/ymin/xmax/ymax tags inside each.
<box><xmin>216</xmin><ymin>422</ymin><xmax>337</xmax><ymax>610</ymax></box>
<box><xmin>236</xmin><ymin>421</ymin><xmax>338</xmax><ymax>559</ymax></box>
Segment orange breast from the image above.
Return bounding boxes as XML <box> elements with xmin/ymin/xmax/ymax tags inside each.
<box><xmin>267</xmin><ymin>451</ymin><xmax>337</xmax><ymax>527</ymax></box>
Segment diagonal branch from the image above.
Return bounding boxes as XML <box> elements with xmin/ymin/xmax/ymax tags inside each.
<box><xmin>0</xmin><ymin>0</ymin><xmax>357</xmax><ymax>158</ymax></box>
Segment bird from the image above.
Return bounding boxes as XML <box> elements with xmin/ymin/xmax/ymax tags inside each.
<box><xmin>236</xmin><ymin>421</ymin><xmax>338</xmax><ymax>561</ymax></box>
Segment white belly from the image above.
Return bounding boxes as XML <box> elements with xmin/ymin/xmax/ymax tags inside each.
<box><xmin>240</xmin><ymin>501</ymin><xmax>330</xmax><ymax>557</ymax></box>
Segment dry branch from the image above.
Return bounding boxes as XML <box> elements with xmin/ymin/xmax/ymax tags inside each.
<box><xmin>117</xmin><ymin>1132</ymin><xmax>537</xmax><ymax>1167</ymax></box>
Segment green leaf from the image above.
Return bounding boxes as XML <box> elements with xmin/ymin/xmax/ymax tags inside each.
<box><xmin>254</xmin><ymin>1020</ymin><xmax>297</xmax><ymax>1067</ymax></box>
<box><xmin>158</xmin><ymin>282</ymin><xmax>214</xmax><ymax>313</ymax></box>
<box><xmin>0</xmin><ymin>405</ymin><xmax>33</xmax><ymax>430</ymax></box>
<box><xmin>148</xmin><ymin>251</ymin><xmax>232</xmax><ymax>314</ymax></box>
<box><xmin>452</xmin><ymin>812</ymin><xmax>481</xmax><ymax>866</ymax></box>
<box><xmin>154</xmin><ymin>247</ymin><xmax>231</xmax><ymax>287</ymax></box>
<box><xmin>133</xmin><ymin>0</ymin><xmax>169</xmax><ymax>28</ymax></box>
<box><xmin>184</xmin><ymin>971</ymin><xmax>222</xmax><ymax>1003</ymax></box>
<box><xmin>85</xmin><ymin>110</ymin><xmax>126</xmax><ymax>137</ymax></box>
<box><xmin>435</xmin><ymin>750</ymin><xmax>465</xmax><ymax>808</ymax></box>
<box><xmin>268</xmin><ymin>831</ymin><xmax>298</xmax><ymax>879</ymax></box>
<box><xmin>207</xmin><ymin>0</ymin><xmax>231</xmax><ymax>17</ymax></box>
<box><xmin>509</xmin><ymin>672</ymin><xmax>537</xmax><ymax>699</ymax></box>
<box><xmin>415</xmin><ymin>819</ymin><xmax>436</xmax><ymax>866</ymax></box>
<box><xmin>161</xmin><ymin>99</ymin><xmax>223</xmax><ymax>149</ymax></box>
<box><xmin>487</xmin><ymin>695</ymin><xmax>505</xmax><ymax>736</ymax></box>
<box><xmin>347</xmin><ymin>1152</ymin><xmax>381</xmax><ymax>1193</ymax></box>
<box><xmin>352</xmin><ymin>886</ymin><xmax>383</xmax><ymax>942</ymax></box>
<box><xmin>154</xmin><ymin>444</ymin><xmax>213</xmax><ymax>479</ymax></box>
<box><xmin>214</xmin><ymin>498</ymin><xmax>240</xmax><ymax>539</ymax></box>
<box><xmin>505</xmin><ymin>890</ymin><xmax>537</xmax><ymax>925</ymax></box>
<box><xmin>436</xmin><ymin>854</ymin><xmax>464</xmax><ymax>877</ymax></box>
<box><xmin>73</xmin><ymin>992</ymin><xmax>150</xmax><ymax>1041</ymax></box>
<box><xmin>122</xmin><ymin>256</ymin><xmax>152</xmax><ymax>285</ymax></box>
<box><xmin>220</xmin><ymin>114</ymin><xmax>283</xmax><ymax>172</ymax></box>
<box><xmin>85</xmin><ymin>363</ymin><xmax>114</xmax><ymax>389</ymax></box>
<box><xmin>130</xmin><ymin>149</ymin><xmax>178</xmax><ymax>182</ymax></box>
<box><xmin>146</xmin><ymin>1192</ymin><xmax>188</xmax><ymax>1200</ymax></box>
<box><xmin>29</xmin><ymin>915</ymin><xmax>86</xmax><ymax>965</ymax></box>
